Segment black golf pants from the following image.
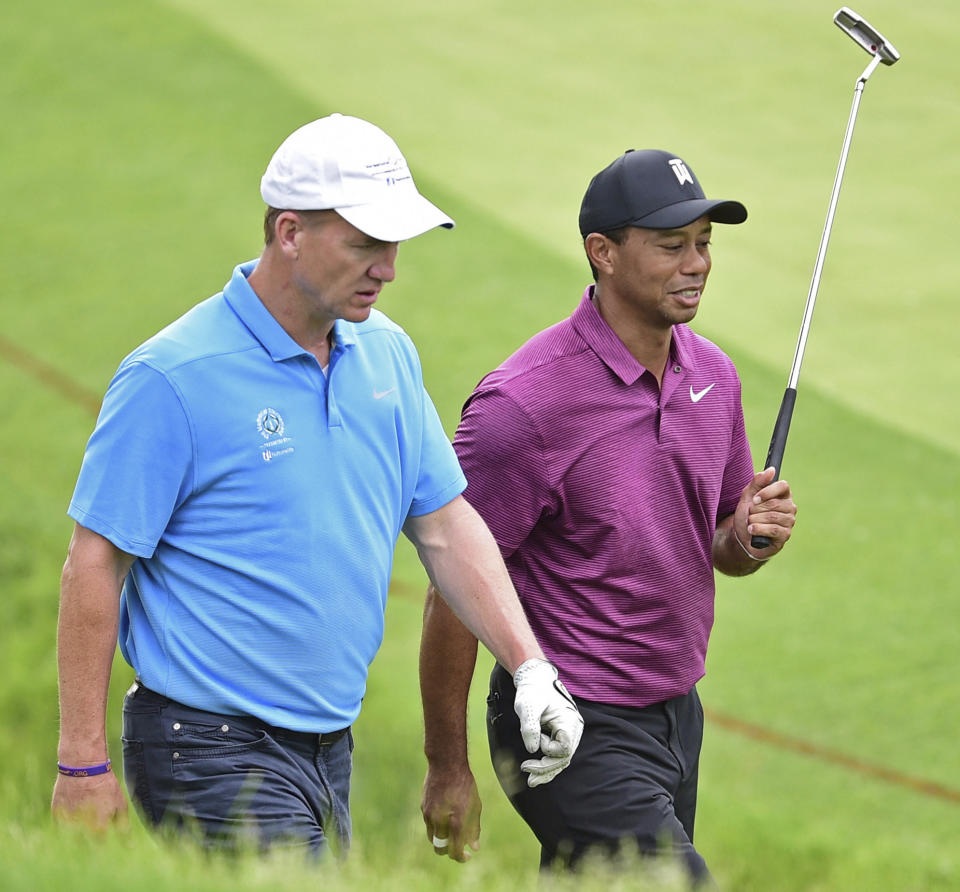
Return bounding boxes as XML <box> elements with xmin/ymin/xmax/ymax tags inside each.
<box><xmin>487</xmin><ymin>663</ymin><xmax>713</xmax><ymax>886</ymax></box>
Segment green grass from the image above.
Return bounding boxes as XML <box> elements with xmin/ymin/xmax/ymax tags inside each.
<box><xmin>1</xmin><ymin>0</ymin><xmax>957</xmax><ymax>888</ymax></box>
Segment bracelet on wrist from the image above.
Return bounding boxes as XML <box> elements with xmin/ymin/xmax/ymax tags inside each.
<box><xmin>57</xmin><ymin>759</ymin><xmax>112</xmax><ymax>778</ymax></box>
<box><xmin>734</xmin><ymin>531</ymin><xmax>769</xmax><ymax>562</ymax></box>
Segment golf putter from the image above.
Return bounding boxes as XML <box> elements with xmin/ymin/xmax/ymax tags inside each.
<box><xmin>751</xmin><ymin>8</ymin><xmax>900</xmax><ymax>549</ymax></box>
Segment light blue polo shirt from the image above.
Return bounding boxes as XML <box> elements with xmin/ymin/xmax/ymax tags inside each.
<box><xmin>69</xmin><ymin>260</ymin><xmax>466</xmax><ymax>731</ymax></box>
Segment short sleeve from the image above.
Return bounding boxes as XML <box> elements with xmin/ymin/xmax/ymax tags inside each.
<box><xmin>68</xmin><ymin>361</ymin><xmax>194</xmax><ymax>557</ymax></box>
<box><xmin>454</xmin><ymin>387</ymin><xmax>551</xmax><ymax>558</ymax></box>
<box><xmin>406</xmin><ymin>386</ymin><xmax>467</xmax><ymax>517</ymax></box>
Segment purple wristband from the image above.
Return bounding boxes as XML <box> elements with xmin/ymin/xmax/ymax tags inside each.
<box><xmin>57</xmin><ymin>759</ymin><xmax>112</xmax><ymax>777</ymax></box>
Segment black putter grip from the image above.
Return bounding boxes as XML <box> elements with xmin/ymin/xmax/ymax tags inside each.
<box><xmin>751</xmin><ymin>387</ymin><xmax>797</xmax><ymax>550</ymax></box>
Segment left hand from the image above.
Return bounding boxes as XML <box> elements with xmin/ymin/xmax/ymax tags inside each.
<box><xmin>735</xmin><ymin>467</ymin><xmax>797</xmax><ymax>559</ymax></box>
<box><xmin>421</xmin><ymin>762</ymin><xmax>481</xmax><ymax>862</ymax></box>
<box><xmin>512</xmin><ymin>659</ymin><xmax>584</xmax><ymax>786</ymax></box>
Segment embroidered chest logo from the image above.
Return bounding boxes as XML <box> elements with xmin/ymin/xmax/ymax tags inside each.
<box><xmin>257</xmin><ymin>408</ymin><xmax>284</xmax><ymax>438</ymax></box>
<box><xmin>689</xmin><ymin>383</ymin><xmax>716</xmax><ymax>404</ymax></box>
<box><xmin>256</xmin><ymin>408</ymin><xmax>294</xmax><ymax>462</ymax></box>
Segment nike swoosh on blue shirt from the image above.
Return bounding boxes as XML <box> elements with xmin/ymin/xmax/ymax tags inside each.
<box><xmin>373</xmin><ymin>388</ymin><xmax>396</xmax><ymax>400</ymax></box>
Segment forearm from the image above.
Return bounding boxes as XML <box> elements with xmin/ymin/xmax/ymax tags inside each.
<box><xmin>420</xmin><ymin>583</ymin><xmax>479</xmax><ymax>765</ymax></box>
<box><xmin>405</xmin><ymin>497</ymin><xmax>544</xmax><ymax>674</ymax></box>
<box><xmin>419</xmin><ymin>582</ymin><xmax>484</xmax><ymax>860</ymax></box>
<box><xmin>57</xmin><ymin>527</ymin><xmax>131</xmax><ymax>761</ymax></box>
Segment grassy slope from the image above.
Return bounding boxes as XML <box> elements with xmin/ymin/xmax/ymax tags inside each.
<box><xmin>162</xmin><ymin>0</ymin><xmax>960</xmax><ymax>457</ymax></box>
<box><xmin>0</xmin><ymin>0</ymin><xmax>956</xmax><ymax>888</ymax></box>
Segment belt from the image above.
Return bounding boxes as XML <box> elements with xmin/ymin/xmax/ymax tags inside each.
<box><xmin>129</xmin><ymin>679</ymin><xmax>350</xmax><ymax>747</ymax></box>
<box><xmin>272</xmin><ymin>725</ymin><xmax>350</xmax><ymax>747</ymax></box>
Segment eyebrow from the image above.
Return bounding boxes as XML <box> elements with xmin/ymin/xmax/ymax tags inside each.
<box><xmin>655</xmin><ymin>225</ymin><xmax>713</xmax><ymax>238</ymax></box>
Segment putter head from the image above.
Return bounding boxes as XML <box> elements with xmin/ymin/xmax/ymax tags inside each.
<box><xmin>834</xmin><ymin>7</ymin><xmax>900</xmax><ymax>65</ymax></box>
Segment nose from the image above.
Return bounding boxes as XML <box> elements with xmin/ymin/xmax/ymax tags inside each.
<box><xmin>681</xmin><ymin>243</ymin><xmax>710</xmax><ymax>275</ymax></box>
<box><xmin>370</xmin><ymin>244</ymin><xmax>398</xmax><ymax>283</ymax></box>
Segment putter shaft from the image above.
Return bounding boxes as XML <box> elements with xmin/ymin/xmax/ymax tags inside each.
<box><xmin>751</xmin><ymin>31</ymin><xmax>896</xmax><ymax>550</ymax></box>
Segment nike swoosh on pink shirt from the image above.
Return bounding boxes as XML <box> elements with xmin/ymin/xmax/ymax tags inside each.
<box><xmin>689</xmin><ymin>384</ymin><xmax>716</xmax><ymax>403</ymax></box>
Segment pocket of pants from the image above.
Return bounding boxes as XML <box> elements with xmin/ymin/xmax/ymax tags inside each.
<box><xmin>486</xmin><ymin>663</ymin><xmax>514</xmax><ymax>729</ymax></box>
<box><xmin>485</xmin><ymin>688</ymin><xmax>528</xmax><ymax>799</ymax></box>
<box><xmin>121</xmin><ymin>737</ymin><xmax>160</xmax><ymax>824</ymax></box>
<box><xmin>169</xmin><ymin>719</ymin><xmax>269</xmax><ymax>762</ymax></box>
<box><xmin>486</xmin><ymin>690</ymin><xmax>504</xmax><ymax>727</ymax></box>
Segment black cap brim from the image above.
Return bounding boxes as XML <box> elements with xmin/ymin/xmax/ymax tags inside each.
<box><xmin>630</xmin><ymin>198</ymin><xmax>747</xmax><ymax>230</ymax></box>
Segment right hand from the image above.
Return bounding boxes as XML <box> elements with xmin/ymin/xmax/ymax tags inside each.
<box><xmin>52</xmin><ymin>769</ymin><xmax>128</xmax><ymax>831</ymax></box>
<box><xmin>421</xmin><ymin>762</ymin><xmax>482</xmax><ymax>862</ymax></box>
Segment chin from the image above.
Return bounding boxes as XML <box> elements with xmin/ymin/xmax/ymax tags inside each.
<box><xmin>669</xmin><ymin>309</ymin><xmax>699</xmax><ymax>326</ymax></box>
<box><xmin>345</xmin><ymin>307</ymin><xmax>374</xmax><ymax>323</ymax></box>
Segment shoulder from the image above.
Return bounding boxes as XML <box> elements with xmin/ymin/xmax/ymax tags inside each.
<box><xmin>351</xmin><ymin>308</ymin><xmax>408</xmax><ymax>339</ymax></box>
<box><xmin>675</xmin><ymin>324</ymin><xmax>740</xmax><ymax>379</ymax></box>
<box><xmin>477</xmin><ymin>316</ymin><xmax>587</xmax><ymax>400</ymax></box>
<box><xmin>345</xmin><ymin>309</ymin><xmax>417</xmax><ymax>355</ymax></box>
<box><xmin>123</xmin><ymin>294</ymin><xmax>253</xmax><ymax>374</ymax></box>
<box><xmin>339</xmin><ymin>310</ymin><xmax>424</xmax><ymax>387</ymax></box>
<box><xmin>457</xmin><ymin>317</ymin><xmax>585</xmax><ymax>449</ymax></box>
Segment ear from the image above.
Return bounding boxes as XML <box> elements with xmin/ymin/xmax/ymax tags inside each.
<box><xmin>584</xmin><ymin>233</ymin><xmax>617</xmax><ymax>277</ymax></box>
<box><xmin>274</xmin><ymin>211</ymin><xmax>305</xmax><ymax>259</ymax></box>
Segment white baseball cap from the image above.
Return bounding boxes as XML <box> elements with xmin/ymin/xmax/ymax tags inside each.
<box><xmin>260</xmin><ymin>114</ymin><xmax>455</xmax><ymax>242</ymax></box>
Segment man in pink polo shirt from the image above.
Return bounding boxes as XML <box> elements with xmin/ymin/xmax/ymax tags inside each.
<box><xmin>419</xmin><ymin>149</ymin><xmax>797</xmax><ymax>883</ymax></box>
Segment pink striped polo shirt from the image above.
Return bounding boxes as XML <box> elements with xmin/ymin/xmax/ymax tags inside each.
<box><xmin>454</xmin><ymin>287</ymin><xmax>755</xmax><ymax>707</ymax></box>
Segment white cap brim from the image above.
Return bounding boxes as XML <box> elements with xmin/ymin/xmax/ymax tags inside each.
<box><xmin>337</xmin><ymin>194</ymin><xmax>455</xmax><ymax>243</ymax></box>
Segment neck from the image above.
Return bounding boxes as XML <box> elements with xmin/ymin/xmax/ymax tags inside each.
<box><xmin>591</xmin><ymin>286</ymin><xmax>672</xmax><ymax>384</ymax></box>
<box><xmin>248</xmin><ymin>251</ymin><xmax>335</xmax><ymax>365</ymax></box>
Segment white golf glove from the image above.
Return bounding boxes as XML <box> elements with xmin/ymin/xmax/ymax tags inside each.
<box><xmin>512</xmin><ymin>658</ymin><xmax>584</xmax><ymax>787</ymax></box>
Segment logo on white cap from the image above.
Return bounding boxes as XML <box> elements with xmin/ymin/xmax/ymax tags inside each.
<box><xmin>668</xmin><ymin>159</ymin><xmax>694</xmax><ymax>186</ymax></box>
<box><xmin>368</xmin><ymin>156</ymin><xmax>411</xmax><ymax>188</ymax></box>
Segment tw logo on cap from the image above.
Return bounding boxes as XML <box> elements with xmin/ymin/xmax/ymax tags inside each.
<box><xmin>668</xmin><ymin>159</ymin><xmax>694</xmax><ymax>186</ymax></box>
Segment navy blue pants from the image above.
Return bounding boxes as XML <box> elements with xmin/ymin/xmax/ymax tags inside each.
<box><xmin>121</xmin><ymin>682</ymin><xmax>353</xmax><ymax>856</ymax></box>
<box><xmin>487</xmin><ymin>663</ymin><xmax>713</xmax><ymax>885</ymax></box>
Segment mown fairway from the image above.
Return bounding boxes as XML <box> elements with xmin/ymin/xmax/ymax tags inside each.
<box><xmin>1</xmin><ymin>0</ymin><xmax>957</xmax><ymax>889</ymax></box>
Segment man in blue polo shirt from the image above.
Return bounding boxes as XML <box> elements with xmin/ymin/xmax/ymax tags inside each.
<box><xmin>51</xmin><ymin>114</ymin><xmax>583</xmax><ymax>854</ymax></box>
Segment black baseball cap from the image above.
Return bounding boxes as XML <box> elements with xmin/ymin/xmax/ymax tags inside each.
<box><xmin>578</xmin><ymin>149</ymin><xmax>747</xmax><ymax>237</ymax></box>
